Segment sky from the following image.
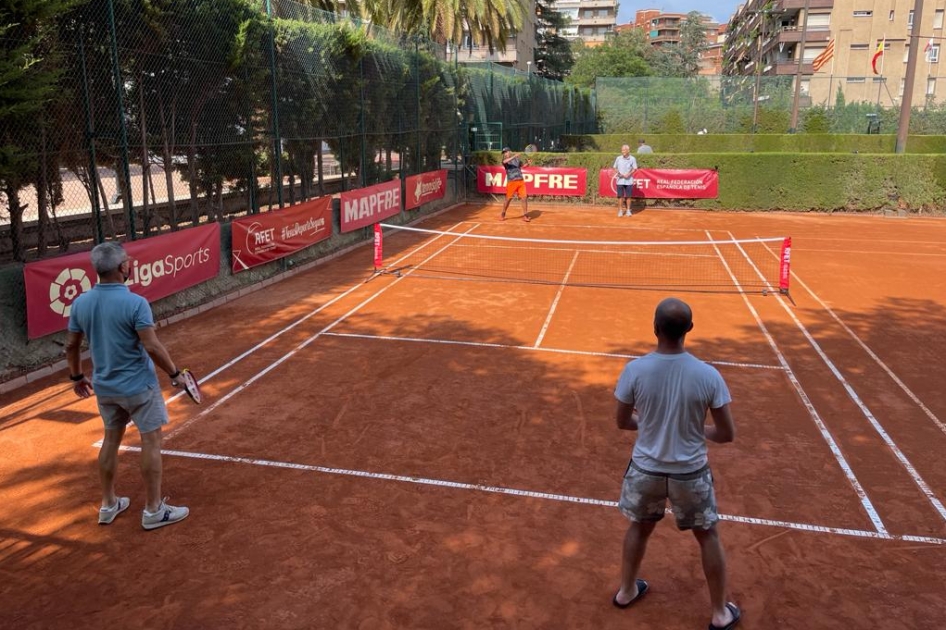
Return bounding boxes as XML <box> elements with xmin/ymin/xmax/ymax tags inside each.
<box><xmin>617</xmin><ymin>1</ymin><xmax>743</xmax><ymax>25</ymax></box>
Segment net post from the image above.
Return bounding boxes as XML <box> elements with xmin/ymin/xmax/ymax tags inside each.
<box><xmin>778</xmin><ymin>237</ymin><xmax>792</xmax><ymax>297</ymax></box>
<box><xmin>373</xmin><ymin>222</ymin><xmax>383</xmax><ymax>272</ymax></box>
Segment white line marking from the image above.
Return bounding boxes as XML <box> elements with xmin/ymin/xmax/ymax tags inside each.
<box><xmin>706</xmin><ymin>230</ymin><xmax>888</xmax><ymax>534</ymax></box>
<box><xmin>108</xmin><ymin>444</ymin><xmax>946</xmax><ymax>546</ymax></box>
<box><xmin>731</xmin><ymin>234</ymin><xmax>946</xmax><ymax>524</ymax></box>
<box><xmin>321</xmin><ymin>332</ymin><xmax>787</xmax><ymax>371</ymax></box>
<box><xmin>761</xmin><ymin>241</ymin><xmax>946</xmax><ymax>438</ymax></box>
<box><xmin>534</xmin><ymin>250</ymin><xmax>580</xmax><ymax>348</ymax></box>
<box><xmin>166</xmin><ymin>224</ymin><xmax>482</xmax><ymax>440</ymax></box>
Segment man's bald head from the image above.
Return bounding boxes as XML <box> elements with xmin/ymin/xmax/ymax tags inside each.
<box><xmin>654</xmin><ymin>298</ymin><xmax>693</xmax><ymax>341</ymax></box>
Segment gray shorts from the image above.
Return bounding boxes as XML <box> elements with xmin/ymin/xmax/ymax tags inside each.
<box><xmin>616</xmin><ymin>184</ymin><xmax>633</xmax><ymax>198</ymax></box>
<box><xmin>97</xmin><ymin>386</ymin><xmax>169</xmax><ymax>434</ymax></box>
<box><xmin>618</xmin><ymin>460</ymin><xmax>719</xmax><ymax>531</ymax></box>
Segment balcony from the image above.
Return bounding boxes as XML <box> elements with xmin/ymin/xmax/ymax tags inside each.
<box><xmin>775</xmin><ymin>0</ymin><xmax>834</xmax><ymax>10</ymax></box>
<box><xmin>777</xmin><ymin>26</ymin><xmax>831</xmax><ymax>43</ymax></box>
<box><xmin>579</xmin><ymin>16</ymin><xmax>616</xmax><ymax>26</ymax></box>
<box><xmin>579</xmin><ymin>0</ymin><xmax>616</xmax><ymax>8</ymax></box>
<box><xmin>775</xmin><ymin>60</ymin><xmax>814</xmax><ymax>74</ymax></box>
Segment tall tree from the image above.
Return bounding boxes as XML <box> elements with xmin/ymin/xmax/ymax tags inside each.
<box><xmin>650</xmin><ymin>11</ymin><xmax>708</xmax><ymax>78</ymax></box>
<box><xmin>566</xmin><ymin>29</ymin><xmax>652</xmax><ymax>89</ymax></box>
<box><xmin>0</xmin><ymin>0</ymin><xmax>76</xmax><ymax>261</ymax></box>
<box><xmin>534</xmin><ymin>0</ymin><xmax>573</xmax><ymax>80</ymax></box>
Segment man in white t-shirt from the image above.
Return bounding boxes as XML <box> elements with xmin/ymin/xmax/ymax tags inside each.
<box><xmin>612</xmin><ymin>145</ymin><xmax>637</xmax><ymax>217</ymax></box>
<box><xmin>610</xmin><ymin>298</ymin><xmax>740</xmax><ymax>630</ymax></box>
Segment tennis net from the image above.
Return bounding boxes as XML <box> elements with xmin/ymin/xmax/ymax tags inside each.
<box><xmin>374</xmin><ymin>224</ymin><xmax>791</xmax><ymax>295</ymax></box>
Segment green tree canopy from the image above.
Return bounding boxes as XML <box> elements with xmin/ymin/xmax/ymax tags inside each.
<box><xmin>565</xmin><ymin>30</ymin><xmax>652</xmax><ymax>88</ymax></box>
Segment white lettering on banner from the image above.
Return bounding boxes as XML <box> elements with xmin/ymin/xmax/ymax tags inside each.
<box><xmin>281</xmin><ymin>216</ymin><xmax>326</xmax><ymax>240</ymax></box>
<box><xmin>655</xmin><ymin>178</ymin><xmax>706</xmax><ymax>190</ymax></box>
<box><xmin>254</xmin><ymin>228</ymin><xmax>276</xmax><ymax>245</ymax></box>
<box><xmin>343</xmin><ymin>188</ymin><xmax>401</xmax><ymax>223</ymax></box>
<box><xmin>126</xmin><ymin>246</ymin><xmax>212</xmax><ymax>288</ymax></box>
<box><xmin>484</xmin><ymin>172</ymin><xmax>506</xmax><ymax>187</ymax></box>
<box><xmin>522</xmin><ymin>173</ymin><xmax>579</xmax><ymax>190</ymax></box>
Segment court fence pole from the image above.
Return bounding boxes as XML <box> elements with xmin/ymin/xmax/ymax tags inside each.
<box><xmin>265</xmin><ymin>0</ymin><xmax>283</xmax><ymax>208</ymax></box>
<box><xmin>106</xmin><ymin>0</ymin><xmax>135</xmax><ymax>238</ymax></box>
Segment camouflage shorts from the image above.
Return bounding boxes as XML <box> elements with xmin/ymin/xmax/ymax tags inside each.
<box><xmin>618</xmin><ymin>460</ymin><xmax>719</xmax><ymax>531</ymax></box>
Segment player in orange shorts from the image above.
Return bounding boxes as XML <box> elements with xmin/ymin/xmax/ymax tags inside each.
<box><xmin>500</xmin><ymin>147</ymin><xmax>531</xmax><ymax>222</ymax></box>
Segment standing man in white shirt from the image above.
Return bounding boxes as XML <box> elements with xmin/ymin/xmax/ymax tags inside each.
<box><xmin>611</xmin><ymin>297</ymin><xmax>741</xmax><ymax>630</ymax></box>
<box><xmin>612</xmin><ymin>144</ymin><xmax>637</xmax><ymax>217</ymax></box>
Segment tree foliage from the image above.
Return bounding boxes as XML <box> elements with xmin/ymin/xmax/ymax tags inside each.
<box><xmin>566</xmin><ymin>30</ymin><xmax>652</xmax><ymax>89</ymax></box>
<box><xmin>534</xmin><ymin>0</ymin><xmax>573</xmax><ymax>81</ymax></box>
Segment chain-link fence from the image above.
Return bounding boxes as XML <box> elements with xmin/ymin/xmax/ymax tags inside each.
<box><xmin>0</xmin><ymin>0</ymin><xmax>596</xmax><ymax>265</ymax></box>
<box><xmin>597</xmin><ymin>75</ymin><xmax>946</xmax><ymax>136</ymax></box>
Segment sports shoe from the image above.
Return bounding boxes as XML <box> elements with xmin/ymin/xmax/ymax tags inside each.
<box><xmin>617</xmin><ymin>209</ymin><xmax>624</xmax><ymax>217</ymax></box>
<box><xmin>500</xmin><ymin>211</ymin><xmax>506</xmax><ymax>221</ymax></box>
<box><xmin>98</xmin><ymin>497</ymin><xmax>130</xmax><ymax>525</ymax></box>
<box><xmin>522</xmin><ymin>214</ymin><xmax>531</xmax><ymax>222</ymax></box>
<box><xmin>142</xmin><ymin>499</ymin><xmax>189</xmax><ymax>530</ymax></box>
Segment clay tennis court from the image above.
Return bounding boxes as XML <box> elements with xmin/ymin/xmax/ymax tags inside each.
<box><xmin>3</xmin><ymin>203</ymin><xmax>946</xmax><ymax>629</ymax></box>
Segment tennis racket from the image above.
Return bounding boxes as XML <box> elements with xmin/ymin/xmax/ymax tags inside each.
<box><xmin>172</xmin><ymin>369</ymin><xmax>202</xmax><ymax>404</ymax></box>
<box><xmin>523</xmin><ymin>143</ymin><xmax>538</xmax><ymax>154</ymax></box>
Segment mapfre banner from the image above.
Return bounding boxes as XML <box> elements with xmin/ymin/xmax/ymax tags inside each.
<box><xmin>598</xmin><ymin>168</ymin><xmax>719</xmax><ymax>199</ymax></box>
<box><xmin>405</xmin><ymin>169</ymin><xmax>447</xmax><ymax>210</ymax></box>
<box><xmin>476</xmin><ymin>166</ymin><xmax>587</xmax><ymax>197</ymax></box>
<box><xmin>231</xmin><ymin>196</ymin><xmax>332</xmax><ymax>273</ymax></box>
<box><xmin>340</xmin><ymin>179</ymin><xmax>401</xmax><ymax>233</ymax></box>
<box><xmin>24</xmin><ymin>223</ymin><xmax>220</xmax><ymax>339</ymax></box>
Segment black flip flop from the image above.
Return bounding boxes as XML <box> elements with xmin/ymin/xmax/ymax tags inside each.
<box><xmin>612</xmin><ymin>578</ymin><xmax>649</xmax><ymax>609</ymax></box>
<box><xmin>709</xmin><ymin>602</ymin><xmax>741</xmax><ymax>630</ymax></box>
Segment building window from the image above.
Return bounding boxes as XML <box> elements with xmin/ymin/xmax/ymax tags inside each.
<box><xmin>908</xmin><ymin>10</ymin><xmax>914</xmax><ymax>28</ymax></box>
<box><xmin>900</xmin><ymin>78</ymin><xmax>906</xmax><ymax>96</ymax></box>
<box><xmin>801</xmin><ymin>79</ymin><xmax>810</xmax><ymax>95</ymax></box>
<box><xmin>936</xmin><ymin>10</ymin><xmax>945</xmax><ymax>29</ymax></box>
<box><xmin>847</xmin><ymin>77</ymin><xmax>866</xmax><ymax>83</ymax></box>
<box><xmin>931</xmin><ymin>45</ymin><xmax>941</xmax><ymax>63</ymax></box>
<box><xmin>853</xmin><ymin>11</ymin><xmax>873</xmax><ymax>18</ymax></box>
<box><xmin>905</xmin><ymin>46</ymin><xmax>910</xmax><ymax>62</ymax></box>
<box><xmin>889</xmin><ymin>10</ymin><xmax>895</xmax><ymax>21</ymax></box>
<box><xmin>927</xmin><ymin>78</ymin><xmax>936</xmax><ymax>95</ymax></box>
<box><xmin>851</xmin><ymin>43</ymin><xmax>869</xmax><ymax>50</ymax></box>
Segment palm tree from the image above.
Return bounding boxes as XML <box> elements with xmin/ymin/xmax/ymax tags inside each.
<box><xmin>357</xmin><ymin>0</ymin><xmax>527</xmax><ymax>51</ymax></box>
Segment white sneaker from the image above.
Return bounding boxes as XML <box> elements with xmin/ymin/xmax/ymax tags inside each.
<box><xmin>142</xmin><ymin>499</ymin><xmax>189</xmax><ymax>530</ymax></box>
<box><xmin>617</xmin><ymin>209</ymin><xmax>624</xmax><ymax>217</ymax></box>
<box><xmin>98</xmin><ymin>497</ymin><xmax>130</xmax><ymax>525</ymax></box>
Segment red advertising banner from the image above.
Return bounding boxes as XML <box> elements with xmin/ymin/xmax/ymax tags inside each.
<box><xmin>405</xmin><ymin>169</ymin><xmax>448</xmax><ymax>210</ymax></box>
<box><xmin>476</xmin><ymin>166</ymin><xmax>587</xmax><ymax>197</ymax></box>
<box><xmin>24</xmin><ymin>223</ymin><xmax>221</xmax><ymax>339</ymax></box>
<box><xmin>340</xmin><ymin>179</ymin><xmax>401</xmax><ymax>233</ymax></box>
<box><xmin>231</xmin><ymin>196</ymin><xmax>332</xmax><ymax>273</ymax></box>
<box><xmin>598</xmin><ymin>168</ymin><xmax>719</xmax><ymax>199</ymax></box>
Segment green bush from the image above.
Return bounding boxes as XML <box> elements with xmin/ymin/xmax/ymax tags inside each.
<box><xmin>561</xmin><ymin>133</ymin><xmax>946</xmax><ymax>154</ymax></box>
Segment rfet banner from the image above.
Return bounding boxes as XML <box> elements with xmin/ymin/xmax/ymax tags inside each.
<box><xmin>476</xmin><ymin>166</ymin><xmax>587</xmax><ymax>197</ymax></box>
<box><xmin>231</xmin><ymin>196</ymin><xmax>332</xmax><ymax>273</ymax></box>
<box><xmin>597</xmin><ymin>168</ymin><xmax>719</xmax><ymax>199</ymax></box>
<box><xmin>24</xmin><ymin>223</ymin><xmax>221</xmax><ymax>339</ymax></box>
<box><xmin>405</xmin><ymin>169</ymin><xmax>448</xmax><ymax>210</ymax></box>
<box><xmin>340</xmin><ymin>179</ymin><xmax>401</xmax><ymax>232</ymax></box>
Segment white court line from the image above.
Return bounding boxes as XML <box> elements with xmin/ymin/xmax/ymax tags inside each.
<box><xmin>731</xmin><ymin>235</ymin><xmax>946</xmax><ymax>524</ymax></box>
<box><xmin>107</xmin><ymin>444</ymin><xmax>946</xmax><ymax>546</ymax></box>
<box><xmin>165</xmin><ymin>224</ymin><xmax>482</xmax><ymax>440</ymax></box>
<box><xmin>321</xmin><ymin>332</ymin><xmax>787</xmax><ymax>371</ymax></box>
<box><xmin>761</xmin><ymin>241</ymin><xmax>946</xmax><ymax>439</ymax></box>
<box><xmin>705</xmin><ymin>230</ymin><xmax>888</xmax><ymax>534</ymax></box>
<box><xmin>534</xmin><ymin>250</ymin><xmax>580</xmax><ymax>348</ymax></box>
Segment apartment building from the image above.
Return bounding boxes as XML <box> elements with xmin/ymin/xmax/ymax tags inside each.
<box><xmin>725</xmin><ymin>0</ymin><xmax>946</xmax><ymax>107</ymax></box>
<box><xmin>615</xmin><ymin>10</ymin><xmax>724</xmax><ymax>74</ymax></box>
<box><xmin>552</xmin><ymin>0</ymin><xmax>619</xmax><ymax>46</ymax></box>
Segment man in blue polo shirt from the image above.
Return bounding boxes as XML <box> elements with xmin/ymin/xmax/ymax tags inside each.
<box><xmin>66</xmin><ymin>242</ymin><xmax>190</xmax><ymax>530</ymax></box>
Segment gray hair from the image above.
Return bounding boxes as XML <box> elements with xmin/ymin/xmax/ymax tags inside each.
<box><xmin>621</xmin><ymin>144</ymin><xmax>630</xmax><ymax>152</ymax></box>
<box><xmin>90</xmin><ymin>242</ymin><xmax>127</xmax><ymax>275</ymax></box>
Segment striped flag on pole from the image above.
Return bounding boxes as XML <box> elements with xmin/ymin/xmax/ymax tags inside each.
<box><xmin>812</xmin><ymin>39</ymin><xmax>835</xmax><ymax>72</ymax></box>
<box><xmin>871</xmin><ymin>38</ymin><xmax>886</xmax><ymax>75</ymax></box>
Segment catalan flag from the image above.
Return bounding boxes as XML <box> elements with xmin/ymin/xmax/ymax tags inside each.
<box><xmin>871</xmin><ymin>38</ymin><xmax>886</xmax><ymax>75</ymax></box>
<box><xmin>811</xmin><ymin>39</ymin><xmax>835</xmax><ymax>72</ymax></box>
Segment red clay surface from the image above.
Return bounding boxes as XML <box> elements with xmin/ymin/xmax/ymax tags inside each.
<box><xmin>3</xmin><ymin>203</ymin><xmax>946</xmax><ymax>629</ymax></box>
